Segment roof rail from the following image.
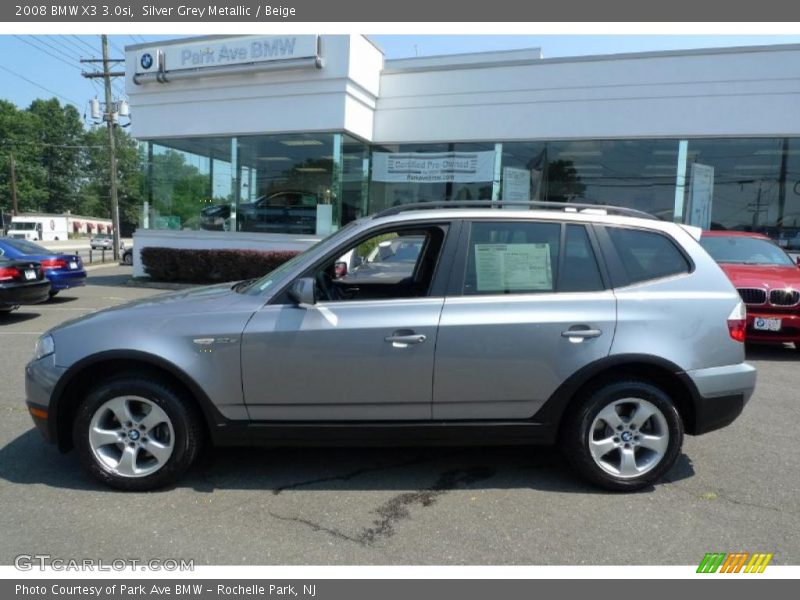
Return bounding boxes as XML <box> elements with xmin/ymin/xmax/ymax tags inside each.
<box><xmin>372</xmin><ymin>200</ymin><xmax>657</xmax><ymax>220</ymax></box>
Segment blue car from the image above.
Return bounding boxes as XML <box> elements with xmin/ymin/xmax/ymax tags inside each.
<box><xmin>0</xmin><ymin>237</ymin><xmax>86</xmax><ymax>298</ymax></box>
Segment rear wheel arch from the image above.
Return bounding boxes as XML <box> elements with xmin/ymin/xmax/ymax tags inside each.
<box><xmin>51</xmin><ymin>351</ymin><xmax>218</xmax><ymax>452</ymax></box>
<box><xmin>537</xmin><ymin>355</ymin><xmax>699</xmax><ymax>436</ymax></box>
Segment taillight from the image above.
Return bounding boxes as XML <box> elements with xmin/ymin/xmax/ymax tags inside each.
<box><xmin>728</xmin><ymin>302</ymin><xmax>747</xmax><ymax>343</ymax></box>
<box><xmin>40</xmin><ymin>258</ymin><xmax>68</xmax><ymax>270</ymax></box>
<box><xmin>0</xmin><ymin>266</ymin><xmax>20</xmax><ymax>281</ymax></box>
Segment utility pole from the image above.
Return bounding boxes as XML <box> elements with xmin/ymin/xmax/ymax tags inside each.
<box><xmin>81</xmin><ymin>36</ymin><xmax>126</xmax><ymax>261</ymax></box>
<box><xmin>10</xmin><ymin>152</ymin><xmax>18</xmax><ymax>216</ymax></box>
<box><xmin>102</xmin><ymin>35</ymin><xmax>120</xmax><ymax>261</ymax></box>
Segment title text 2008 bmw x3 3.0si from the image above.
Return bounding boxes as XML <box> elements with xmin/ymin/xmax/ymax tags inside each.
<box><xmin>25</xmin><ymin>202</ymin><xmax>756</xmax><ymax>492</ymax></box>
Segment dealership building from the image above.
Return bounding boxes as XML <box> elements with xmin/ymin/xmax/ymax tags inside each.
<box><xmin>125</xmin><ymin>35</ymin><xmax>800</xmax><ymax>274</ymax></box>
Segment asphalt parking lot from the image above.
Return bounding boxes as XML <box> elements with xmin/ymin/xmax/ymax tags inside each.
<box><xmin>0</xmin><ymin>265</ymin><xmax>798</xmax><ymax>565</ymax></box>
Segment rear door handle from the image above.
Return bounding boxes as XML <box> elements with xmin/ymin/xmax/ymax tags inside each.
<box><xmin>561</xmin><ymin>328</ymin><xmax>603</xmax><ymax>341</ymax></box>
<box><xmin>385</xmin><ymin>331</ymin><xmax>427</xmax><ymax>347</ymax></box>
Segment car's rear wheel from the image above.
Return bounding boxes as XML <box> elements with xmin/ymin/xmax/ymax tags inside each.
<box><xmin>562</xmin><ymin>380</ymin><xmax>683</xmax><ymax>491</ymax></box>
<box><xmin>73</xmin><ymin>376</ymin><xmax>202</xmax><ymax>491</ymax></box>
<box><xmin>123</xmin><ymin>253</ymin><xmax>133</xmax><ymax>265</ymax></box>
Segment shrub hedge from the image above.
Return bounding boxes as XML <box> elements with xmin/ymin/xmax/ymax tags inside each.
<box><xmin>140</xmin><ymin>247</ymin><xmax>300</xmax><ymax>283</ymax></box>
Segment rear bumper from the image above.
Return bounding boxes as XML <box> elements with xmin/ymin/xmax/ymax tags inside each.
<box><xmin>0</xmin><ymin>279</ymin><xmax>51</xmax><ymax>306</ymax></box>
<box><xmin>47</xmin><ymin>269</ymin><xmax>87</xmax><ymax>291</ymax></box>
<box><xmin>684</xmin><ymin>362</ymin><xmax>757</xmax><ymax>435</ymax></box>
<box><xmin>745</xmin><ymin>311</ymin><xmax>800</xmax><ymax>344</ymax></box>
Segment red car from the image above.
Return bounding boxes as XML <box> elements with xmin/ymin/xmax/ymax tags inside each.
<box><xmin>701</xmin><ymin>231</ymin><xmax>800</xmax><ymax>349</ymax></box>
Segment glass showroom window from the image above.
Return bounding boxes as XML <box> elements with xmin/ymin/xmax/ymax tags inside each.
<box><xmin>680</xmin><ymin>138</ymin><xmax>800</xmax><ymax>244</ymax></box>
<box><xmin>142</xmin><ymin>138</ymin><xmax>224</xmax><ymax>231</ymax></box>
<box><xmin>235</xmin><ymin>133</ymin><xmax>336</xmax><ymax>236</ymax></box>
<box><xmin>368</xmin><ymin>142</ymin><xmax>497</xmax><ymax>214</ymax></box>
<box><xmin>501</xmin><ymin>139</ymin><xmax>681</xmax><ymax>218</ymax></box>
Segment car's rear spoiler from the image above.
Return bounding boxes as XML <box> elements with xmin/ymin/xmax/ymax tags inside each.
<box><xmin>679</xmin><ymin>224</ymin><xmax>703</xmax><ymax>241</ymax></box>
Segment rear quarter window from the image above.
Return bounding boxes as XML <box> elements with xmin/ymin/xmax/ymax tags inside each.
<box><xmin>607</xmin><ymin>227</ymin><xmax>691</xmax><ymax>284</ymax></box>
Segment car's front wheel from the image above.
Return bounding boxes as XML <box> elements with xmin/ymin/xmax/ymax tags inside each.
<box><xmin>73</xmin><ymin>376</ymin><xmax>202</xmax><ymax>491</ymax></box>
<box><xmin>562</xmin><ymin>380</ymin><xmax>683</xmax><ymax>491</ymax></box>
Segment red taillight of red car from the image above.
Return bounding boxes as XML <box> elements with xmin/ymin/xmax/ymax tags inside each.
<box><xmin>0</xmin><ymin>266</ymin><xmax>20</xmax><ymax>281</ymax></box>
<box><xmin>39</xmin><ymin>258</ymin><xmax>68</xmax><ymax>270</ymax></box>
<box><xmin>727</xmin><ymin>302</ymin><xmax>747</xmax><ymax>343</ymax></box>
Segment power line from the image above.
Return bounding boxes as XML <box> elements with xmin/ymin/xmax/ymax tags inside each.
<box><xmin>109</xmin><ymin>39</ymin><xmax>126</xmax><ymax>55</ymax></box>
<box><xmin>0</xmin><ymin>63</ymin><xmax>82</xmax><ymax>108</ymax></box>
<box><xmin>31</xmin><ymin>35</ymin><xmax>82</xmax><ymax>62</ymax></box>
<box><xmin>13</xmin><ymin>36</ymin><xmax>82</xmax><ymax>72</ymax></box>
<box><xmin>70</xmin><ymin>35</ymin><xmax>100</xmax><ymax>55</ymax></box>
<box><xmin>57</xmin><ymin>35</ymin><xmax>90</xmax><ymax>57</ymax></box>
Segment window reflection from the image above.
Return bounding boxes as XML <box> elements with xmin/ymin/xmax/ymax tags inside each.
<box><xmin>141</xmin><ymin>135</ymin><xmax>800</xmax><ymax>248</ymax></box>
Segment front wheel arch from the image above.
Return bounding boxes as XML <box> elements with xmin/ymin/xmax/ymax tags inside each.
<box><xmin>52</xmin><ymin>353</ymin><xmax>217</xmax><ymax>452</ymax></box>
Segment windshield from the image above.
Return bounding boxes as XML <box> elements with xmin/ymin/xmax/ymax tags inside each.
<box><xmin>10</xmin><ymin>222</ymin><xmax>37</xmax><ymax>231</ymax></box>
<box><xmin>700</xmin><ymin>236</ymin><xmax>795</xmax><ymax>266</ymax></box>
<box><xmin>242</xmin><ymin>221</ymin><xmax>362</xmax><ymax>295</ymax></box>
<box><xmin>1</xmin><ymin>238</ymin><xmax>49</xmax><ymax>255</ymax></box>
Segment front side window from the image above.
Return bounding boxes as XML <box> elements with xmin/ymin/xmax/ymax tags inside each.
<box><xmin>607</xmin><ymin>227</ymin><xmax>690</xmax><ymax>284</ymax></box>
<box><xmin>463</xmin><ymin>221</ymin><xmax>561</xmax><ymax>295</ymax></box>
<box><xmin>311</xmin><ymin>226</ymin><xmax>447</xmax><ymax>302</ymax></box>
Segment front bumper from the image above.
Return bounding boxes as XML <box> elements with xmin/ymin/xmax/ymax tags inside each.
<box><xmin>25</xmin><ymin>354</ymin><xmax>67</xmax><ymax>444</ymax></box>
<box><xmin>684</xmin><ymin>362</ymin><xmax>757</xmax><ymax>435</ymax></box>
<box><xmin>745</xmin><ymin>311</ymin><xmax>800</xmax><ymax>344</ymax></box>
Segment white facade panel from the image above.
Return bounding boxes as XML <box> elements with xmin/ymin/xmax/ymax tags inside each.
<box><xmin>374</xmin><ymin>47</ymin><xmax>800</xmax><ymax>143</ymax></box>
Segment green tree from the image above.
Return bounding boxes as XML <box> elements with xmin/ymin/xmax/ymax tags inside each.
<box><xmin>81</xmin><ymin>125</ymin><xmax>142</xmax><ymax>234</ymax></box>
<box><xmin>27</xmin><ymin>98</ymin><xmax>84</xmax><ymax>214</ymax></box>
<box><xmin>0</xmin><ymin>100</ymin><xmax>48</xmax><ymax>213</ymax></box>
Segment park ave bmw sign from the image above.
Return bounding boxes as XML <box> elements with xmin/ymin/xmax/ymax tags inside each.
<box><xmin>135</xmin><ymin>35</ymin><xmax>319</xmax><ymax>74</ymax></box>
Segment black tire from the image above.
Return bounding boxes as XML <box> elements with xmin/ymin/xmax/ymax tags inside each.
<box><xmin>123</xmin><ymin>252</ymin><xmax>133</xmax><ymax>266</ymax></box>
<box><xmin>73</xmin><ymin>375</ymin><xmax>203</xmax><ymax>491</ymax></box>
<box><xmin>48</xmin><ymin>290</ymin><xmax>59</xmax><ymax>299</ymax></box>
<box><xmin>561</xmin><ymin>379</ymin><xmax>684</xmax><ymax>492</ymax></box>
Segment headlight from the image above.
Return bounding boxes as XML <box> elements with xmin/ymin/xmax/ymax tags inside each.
<box><xmin>34</xmin><ymin>334</ymin><xmax>55</xmax><ymax>360</ymax></box>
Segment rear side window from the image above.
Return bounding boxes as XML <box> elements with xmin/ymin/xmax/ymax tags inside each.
<box><xmin>463</xmin><ymin>221</ymin><xmax>560</xmax><ymax>295</ymax></box>
<box><xmin>561</xmin><ymin>225</ymin><xmax>604</xmax><ymax>292</ymax></box>
<box><xmin>607</xmin><ymin>227</ymin><xmax>690</xmax><ymax>284</ymax></box>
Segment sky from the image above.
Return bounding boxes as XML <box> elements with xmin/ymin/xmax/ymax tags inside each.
<box><xmin>2</xmin><ymin>34</ymin><xmax>800</xmax><ymax>117</ymax></box>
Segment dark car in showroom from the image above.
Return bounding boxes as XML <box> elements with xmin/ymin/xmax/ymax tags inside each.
<box><xmin>0</xmin><ymin>257</ymin><xmax>51</xmax><ymax>313</ymax></box>
<box><xmin>0</xmin><ymin>238</ymin><xmax>86</xmax><ymax>298</ymax></box>
<box><xmin>700</xmin><ymin>230</ymin><xmax>800</xmax><ymax>349</ymax></box>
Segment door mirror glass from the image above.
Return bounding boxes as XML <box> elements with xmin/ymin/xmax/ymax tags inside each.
<box><xmin>288</xmin><ymin>277</ymin><xmax>316</xmax><ymax>306</ymax></box>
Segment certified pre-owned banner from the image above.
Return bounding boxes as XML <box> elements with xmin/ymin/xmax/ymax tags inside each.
<box><xmin>5</xmin><ymin>0</ymin><xmax>800</xmax><ymax>22</ymax></box>
<box><xmin>372</xmin><ymin>151</ymin><xmax>496</xmax><ymax>184</ymax></box>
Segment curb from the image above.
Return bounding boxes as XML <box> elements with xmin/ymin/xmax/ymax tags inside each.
<box><xmin>84</xmin><ymin>262</ymin><xmax>127</xmax><ymax>272</ymax></box>
<box><xmin>126</xmin><ymin>278</ymin><xmax>201</xmax><ymax>291</ymax></box>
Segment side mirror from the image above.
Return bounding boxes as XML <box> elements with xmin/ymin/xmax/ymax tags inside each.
<box><xmin>288</xmin><ymin>277</ymin><xmax>316</xmax><ymax>306</ymax></box>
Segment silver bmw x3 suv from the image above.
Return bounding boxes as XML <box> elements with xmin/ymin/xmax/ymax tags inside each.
<box><xmin>25</xmin><ymin>202</ymin><xmax>756</xmax><ymax>491</ymax></box>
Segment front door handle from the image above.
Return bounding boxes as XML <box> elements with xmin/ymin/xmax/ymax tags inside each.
<box><xmin>561</xmin><ymin>327</ymin><xmax>603</xmax><ymax>341</ymax></box>
<box><xmin>385</xmin><ymin>330</ymin><xmax>427</xmax><ymax>347</ymax></box>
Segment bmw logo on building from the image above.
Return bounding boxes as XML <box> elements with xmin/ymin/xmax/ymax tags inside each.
<box><xmin>140</xmin><ymin>53</ymin><xmax>153</xmax><ymax>70</ymax></box>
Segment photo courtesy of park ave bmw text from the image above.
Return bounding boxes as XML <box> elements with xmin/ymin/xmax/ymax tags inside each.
<box><xmin>0</xmin><ymin>0</ymin><xmax>799</xmax><ymax>593</ymax></box>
